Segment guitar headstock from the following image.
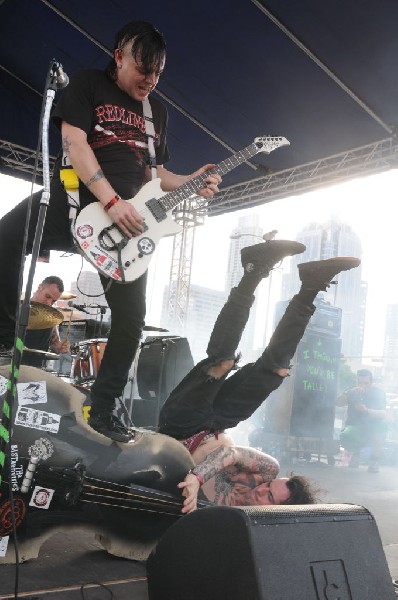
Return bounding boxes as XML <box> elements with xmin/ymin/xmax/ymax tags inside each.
<box><xmin>254</xmin><ymin>136</ymin><xmax>290</xmax><ymax>153</ymax></box>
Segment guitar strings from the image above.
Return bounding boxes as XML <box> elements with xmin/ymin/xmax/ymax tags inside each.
<box><xmin>80</xmin><ymin>476</ymin><xmax>210</xmax><ymax>515</ymax></box>
<box><xmin>84</xmin><ymin>476</ymin><xmax>183</xmax><ymax>506</ymax></box>
<box><xmin>83</xmin><ymin>482</ymin><xmax>182</xmax><ymax>508</ymax></box>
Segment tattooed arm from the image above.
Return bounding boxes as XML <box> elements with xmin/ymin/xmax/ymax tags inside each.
<box><xmin>49</xmin><ymin>327</ymin><xmax>70</xmax><ymax>354</ymax></box>
<box><xmin>178</xmin><ymin>446</ymin><xmax>279</xmax><ymax>513</ymax></box>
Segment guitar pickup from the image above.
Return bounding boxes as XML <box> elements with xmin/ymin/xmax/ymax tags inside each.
<box><xmin>146</xmin><ymin>197</ymin><xmax>167</xmax><ymax>222</ymax></box>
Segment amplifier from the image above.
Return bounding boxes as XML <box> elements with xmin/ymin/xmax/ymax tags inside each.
<box><xmin>147</xmin><ymin>504</ymin><xmax>394</xmax><ymax>600</ymax></box>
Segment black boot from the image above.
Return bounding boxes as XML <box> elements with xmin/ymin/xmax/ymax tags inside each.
<box><xmin>298</xmin><ymin>257</ymin><xmax>361</xmax><ymax>291</ymax></box>
<box><xmin>88</xmin><ymin>412</ymin><xmax>133</xmax><ymax>443</ymax></box>
<box><xmin>241</xmin><ymin>240</ymin><xmax>306</xmax><ymax>278</ymax></box>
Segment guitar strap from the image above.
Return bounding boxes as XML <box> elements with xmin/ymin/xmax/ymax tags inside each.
<box><xmin>59</xmin><ymin>153</ymin><xmax>80</xmax><ymax>250</ymax></box>
<box><xmin>143</xmin><ymin>98</ymin><xmax>157</xmax><ymax>180</ymax></box>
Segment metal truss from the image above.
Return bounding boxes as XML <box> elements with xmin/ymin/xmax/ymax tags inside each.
<box><xmin>165</xmin><ymin>199</ymin><xmax>206</xmax><ymax>333</ymax></box>
<box><xmin>206</xmin><ymin>137</ymin><xmax>398</xmax><ymax>216</ymax></box>
<box><xmin>0</xmin><ymin>139</ymin><xmax>56</xmax><ymax>182</ymax></box>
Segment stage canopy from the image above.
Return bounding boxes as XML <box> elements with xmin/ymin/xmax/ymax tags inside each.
<box><xmin>1</xmin><ymin>0</ymin><xmax>398</xmax><ymax>214</ymax></box>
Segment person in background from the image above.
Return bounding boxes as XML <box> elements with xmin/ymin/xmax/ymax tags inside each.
<box><xmin>23</xmin><ymin>276</ymin><xmax>70</xmax><ymax>368</ymax></box>
<box><xmin>337</xmin><ymin>369</ymin><xmax>387</xmax><ymax>473</ymax></box>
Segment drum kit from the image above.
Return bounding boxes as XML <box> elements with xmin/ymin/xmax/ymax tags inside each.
<box><xmin>24</xmin><ymin>294</ymin><xmax>169</xmax><ymax>394</ymax></box>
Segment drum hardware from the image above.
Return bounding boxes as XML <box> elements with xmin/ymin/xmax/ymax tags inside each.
<box><xmin>28</xmin><ymin>301</ymin><xmax>64</xmax><ymax>330</ymax></box>
<box><xmin>71</xmin><ymin>338</ymin><xmax>107</xmax><ymax>384</ymax></box>
<box><xmin>23</xmin><ymin>347</ymin><xmax>60</xmax><ymax>361</ymax></box>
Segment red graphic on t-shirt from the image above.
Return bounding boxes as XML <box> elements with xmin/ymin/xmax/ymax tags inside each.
<box><xmin>89</xmin><ymin>103</ymin><xmax>159</xmax><ymax>166</ymax></box>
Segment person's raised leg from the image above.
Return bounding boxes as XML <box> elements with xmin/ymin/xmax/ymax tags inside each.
<box><xmin>211</xmin><ymin>256</ymin><xmax>361</xmax><ymax>430</ymax></box>
<box><xmin>207</xmin><ymin>239</ymin><xmax>306</xmax><ymax>359</ymax></box>
<box><xmin>262</xmin><ymin>256</ymin><xmax>362</xmax><ymax>371</ymax></box>
<box><xmin>158</xmin><ymin>239</ymin><xmax>306</xmax><ymax>439</ymax></box>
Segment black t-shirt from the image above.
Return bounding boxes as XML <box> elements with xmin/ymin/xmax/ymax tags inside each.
<box><xmin>51</xmin><ymin>69</ymin><xmax>170</xmax><ymax>207</ymax></box>
<box><xmin>22</xmin><ymin>328</ymin><xmax>53</xmax><ymax>368</ymax></box>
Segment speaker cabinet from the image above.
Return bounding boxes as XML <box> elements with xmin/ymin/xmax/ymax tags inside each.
<box><xmin>147</xmin><ymin>504</ymin><xmax>394</xmax><ymax>600</ymax></box>
<box><xmin>137</xmin><ymin>336</ymin><xmax>194</xmax><ymax>407</ymax></box>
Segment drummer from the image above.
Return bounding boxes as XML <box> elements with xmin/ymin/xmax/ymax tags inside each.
<box><xmin>23</xmin><ymin>276</ymin><xmax>70</xmax><ymax>368</ymax></box>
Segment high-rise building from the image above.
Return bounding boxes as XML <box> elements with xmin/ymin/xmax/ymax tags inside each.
<box><xmin>280</xmin><ymin>217</ymin><xmax>366</xmax><ymax>368</ymax></box>
<box><xmin>227</xmin><ymin>214</ymin><xmax>264</xmax><ymax>363</ymax></box>
<box><xmin>161</xmin><ymin>282</ymin><xmax>226</xmax><ymax>364</ymax></box>
<box><xmin>383</xmin><ymin>304</ymin><xmax>398</xmax><ymax>392</ymax></box>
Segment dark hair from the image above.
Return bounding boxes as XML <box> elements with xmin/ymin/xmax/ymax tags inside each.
<box><xmin>282</xmin><ymin>475</ymin><xmax>323</xmax><ymax>505</ymax></box>
<box><xmin>41</xmin><ymin>276</ymin><xmax>64</xmax><ymax>293</ymax></box>
<box><xmin>106</xmin><ymin>20</ymin><xmax>166</xmax><ymax>80</ymax></box>
<box><xmin>357</xmin><ymin>368</ymin><xmax>373</xmax><ymax>381</ymax></box>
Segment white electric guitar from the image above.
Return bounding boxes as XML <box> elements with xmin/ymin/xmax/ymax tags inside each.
<box><xmin>74</xmin><ymin>136</ymin><xmax>290</xmax><ymax>283</ymax></box>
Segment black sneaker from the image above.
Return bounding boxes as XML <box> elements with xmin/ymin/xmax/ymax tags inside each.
<box><xmin>241</xmin><ymin>240</ymin><xmax>306</xmax><ymax>277</ymax></box>
<box><xmin>298</xmin><ymin>257</ymin><xmax>361</xmax><ymax>291</ymax></box>
<box><xmin>88</xmin><ymin>412</ymin><xmax>132</xmax><ymax>443</ymax></box>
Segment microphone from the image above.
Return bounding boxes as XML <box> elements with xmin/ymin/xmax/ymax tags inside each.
<box><xmin>67</xmin><ymin>300</ymin><xmax>90</xmax><ymax>314</ymax></box>
<box><xmin>52</xmin><ymin>61</ymin><xmax>69</xmax><ymax>89</ymax></box>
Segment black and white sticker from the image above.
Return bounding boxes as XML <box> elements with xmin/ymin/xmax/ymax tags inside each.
<box><xmin>0</xmin><ymin>375</ymin><xmax>7</xmax><ymax>396</ymax></box>
<box><xmin>0</xmin><ymin>536</ymin><xmax>9</xmax><ymax>557</ymax></box>
<box><xmin>29</xmin><ymin>486</ymin><xmax>55</xmax><ymax>510</ymax></box>
<box><xmin>28</xmin><ymin>437</ymin><xmax>55</xmax><ymax>461</ymax></box>
<box><xmin>17</xmin><ymin>381</ymin><xmax>47</xmax><ymax>405</ymax></box>
<box><xmin>15</xmin><ymin>407</ymin><xmax>60</xmax><ymax>434</ymax></box>
<box><xmin>10</xmin><ymin>444</ymin><xmax>24</xmax><ymax>492</ymax></box>
<box><xmin>137</xmin><ymin>237</ymin><xmax>155</xmax><ymax>255</ymax></box>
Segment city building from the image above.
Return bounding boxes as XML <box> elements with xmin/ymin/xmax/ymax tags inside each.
<box><xmin>161</xmin><ymin>282</ymin><xmax>226</xmax><ymax>363</ymax></box>
<box><xmin>383</xmin><ymin>304</ymin><xmax>398</xmax><ymax>393</ymax></box>
<box><xmin>226</xmin><ymin>214</ymin><xmax>264</xmax><ymax>363</ymax></box>
<box><xmin>280</xmin><ymin>216</ymin><xmax>366</xmax><ymax>370</ymax></box>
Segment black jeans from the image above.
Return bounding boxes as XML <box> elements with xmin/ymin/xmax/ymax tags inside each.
<box><xmin>158</xmin><ymin>288</ymin><xmax>314</xmax><ymax>438</ymax></box>
<box><xmin>0</xmin><ymin>187</ymin><xmax>146</xmax><ymax>412</ymax></box>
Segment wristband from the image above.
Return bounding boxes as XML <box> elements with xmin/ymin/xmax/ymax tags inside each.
<box><xmin>104</xmin><ymin>194</ymin><xmax>121</xmax><ymax>212</ymax></box>
<box><xmin>188</xmin><ymin>470</ymin><xmax>204</xmax><ymax>485</ymax></box>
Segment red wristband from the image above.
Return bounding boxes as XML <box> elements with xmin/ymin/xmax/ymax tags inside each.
<box><xmin>104</xmin><ymin>194</ymin><xmax>121</xmax><ymax>212</ymax></box>
<box><xmin>189</xmin><ymin>470</ymin><xmax>204</xmax><ymax>485</ymax></box>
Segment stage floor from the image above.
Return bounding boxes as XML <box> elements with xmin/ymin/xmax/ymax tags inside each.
<box><xmin>1</xmin><ymin>462</ymin><xmax>398</xmax><ymax>599</ymax></box>
<box><xmin>0</xmin><ymin>530</ymin><xmax>148</xmax><ymax>599</ymax></box>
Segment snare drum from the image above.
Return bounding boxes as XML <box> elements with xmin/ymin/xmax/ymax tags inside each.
<box><xmin>72</xmin><ymin>338</ymin><xmax>107</xmax><ymax>382</ymax></box>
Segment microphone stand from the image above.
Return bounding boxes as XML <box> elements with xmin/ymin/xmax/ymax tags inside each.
<box><xmin>0</xmin><ymin>61</ymin><xmax>66</xmax><ymax>485</ymax></box>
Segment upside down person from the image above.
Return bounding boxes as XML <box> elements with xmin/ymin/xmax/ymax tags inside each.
<box><xmin>157</xmin><ymin>240</ymin><xmax>360</xmax><ymax>512</ymax></box>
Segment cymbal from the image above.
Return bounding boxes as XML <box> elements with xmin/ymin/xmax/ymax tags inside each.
<box><xmin>60</xmin><ymin>292</ymin><xmax>77</xmax><ymax>300</ymax></box>
<box><xmin>23</xmin><ymin>347</ymin><xmax>60</xmax><ymax>360</ymax></box>
<box><xmin>143</xmin><ymin>325</ymin><xmax>169</xmax><ymax>332</ymax></box>
<box><xmin>28</xmin><ymin>301</ymin><xmax>64</xmax><ymax>330</ymax></box>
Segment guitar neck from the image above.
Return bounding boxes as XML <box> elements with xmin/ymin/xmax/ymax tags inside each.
<box><xmin>160</xmin><ymin>141</ymin><xmax>262</xmax><ymax>213</ymax></box>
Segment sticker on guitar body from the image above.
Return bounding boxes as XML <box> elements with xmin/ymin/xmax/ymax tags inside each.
<box><xmin>89</xmin><ymin>246</ymin><xmax>122</xmax><ymax>280</ymax></box>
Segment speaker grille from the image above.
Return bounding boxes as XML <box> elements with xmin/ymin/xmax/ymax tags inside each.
<box><xmin>239</xmin><ymin>503</ymin><xmax>371</xmax><ymax>523</ymax></box>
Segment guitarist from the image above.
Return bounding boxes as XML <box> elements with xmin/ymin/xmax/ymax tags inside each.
<box><xmin>157</xmin><ymin>240</ymin><xmax>361</xmax><ymax>511</ymax></box>
<box><xmin>0</xmin><ymin>21</ymin><xmax>221</xmax><ymax>441</ymax></box>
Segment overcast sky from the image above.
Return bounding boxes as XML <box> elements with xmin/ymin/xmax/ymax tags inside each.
<box><xmin>1</xmin><ymin>168</ymin><xmax>398</xmax><ymax>360</ymax></box>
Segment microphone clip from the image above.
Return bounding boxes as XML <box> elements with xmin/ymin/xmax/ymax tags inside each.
<box><xmin>50</xmin><ymin>60</ymin><xmax>69</xmax><ymax>90</ymax></box>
